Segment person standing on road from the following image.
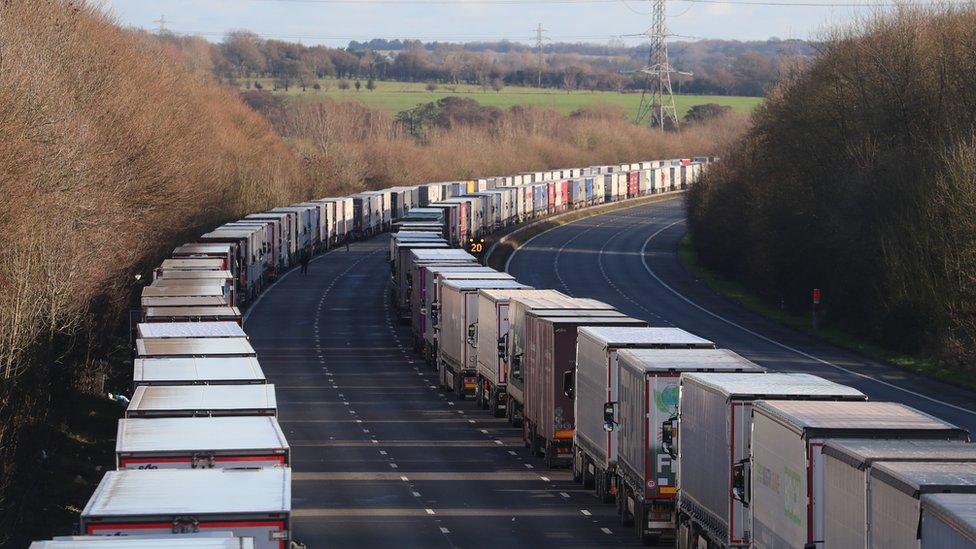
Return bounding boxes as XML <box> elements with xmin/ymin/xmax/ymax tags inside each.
<box><xmin>300</xmin><ymin>245</ymin><xmax>311</xmax><ymax>275</ymax></box>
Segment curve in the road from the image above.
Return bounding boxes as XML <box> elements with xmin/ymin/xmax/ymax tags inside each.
<box><xmin>507</xmin><ymin>196</ymin><xmax>976</xmax><ymax>431</ymax></box>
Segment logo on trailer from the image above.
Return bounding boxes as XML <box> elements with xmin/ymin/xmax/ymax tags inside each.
<box><xmin>647</xmin><ymin>480</ymin><xmax>657</xmax><ymax>489</ymax></box>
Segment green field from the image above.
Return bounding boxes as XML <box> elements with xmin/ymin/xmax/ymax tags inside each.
<box><xmin>242</xmin><ymin>77</ymin><xmax>762</xmax><ymax>118</ymax></box>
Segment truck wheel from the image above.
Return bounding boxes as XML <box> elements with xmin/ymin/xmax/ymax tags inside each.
<box><xmin>634</xmin><ymin>499</ymin><xmax>645</xmax><ymax>539</ymax></box>
<box><xmin>582</xmin><ymin>456</ymin><xmax>595</xmax><ymax>490</ymax></box>
<box><xmin>572</xmin><ymin>450</ymin><xmax>583</xmax><ymax>483</ymax></box>
<box><xmin>619</xmin><ymin>486</ymin><xmax>634</xmax><ymax>526</ymax></box>
<box><xmin>599</xmin><ymin>470</ymin><xmax>614</xmax><ymax>504</ymax></box>
<box><xmin>595</xmin><ymin>468</ymin><xmax>604</xmax><ymax>500</ymax></box>
<box><xmin>544</xmin><ymin>444</ymin><xmax>554</xmax><ymax>469</ymax></box>
<box><xmin>454</xmin><ymin>372</ymin><xmax>464</xmax><ymax>400</ymax></box>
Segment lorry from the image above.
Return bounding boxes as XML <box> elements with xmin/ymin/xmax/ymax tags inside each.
<box><xmin>125</xmin><ymin>384</ymin><xmax>277</xmax><ymax>418</ymax></box>
<box><xmin>31</xmin><ymin>534</ymin><xmax>256</xmax><ymax>549</ymax></box>
<box><xmin>424</xmin><ymin>271</ymin><xmax>515</xmax><ymax>369</ymax></box>
<box><xmin>142</xmin><ymin>306</ymin><xmax>243</xmax><ymax>325</ymax></box>
<box><xmin>116</xmin><ymin>416</ymin><xmax>290</xmax><ymax>469</ymax></box>
<box><xmin>573</xmin><ymin>327</ymin><xmax>716</xmax><ymax>504</ymax></box>
<box><xmin>132</xmin><ymin>357</ymin><xmax>266</xmax><ymax>388</ymax></box>
<box><xmin>675</xmin><ymin>373</ymin><xmax>867</xmax><ymax>549</ymax></box>
<box><xmin>822</xmin><ymin>439</ymin><xmax>976</xmax><ymax>548</ymax></box>
<box><xmin>522</xmin><ymin>314</ymin><xmax>647</xmax><ymax>468</ymax></box>
<box><xmin>614</xmin><ymin>349</ymin><xmax>764</xmax><ymax>545</ymax></box>
<box><xmin>410</xmin><ymin>264</ymin><xmax>493</xmax><ymax>355</ymax></box>
<box><xmin>135</xmin><ymin>337</ymin><xmax>256</xmax><ymax>359</ymax></box>
<box><xmin>750</xmin><ymin>400</ymin><xmax>969</xmax><ymax>549</ymax></box>
<box><xmin>920</xmin><ymin>493</ymin><xmax>976</xmax><ymax>548</ymax></box>
<box><xmin>79</xmin><ymin>468</ymin><xmax>291</xmax><ymax>549</ymax></box>
<box><xmin>505</xmin><ymin>293</ymin><xmax>618</xmax><ymax>427</ymax></box>
<box><xmin>866</xmin><ymin>461</ymin><xmax>976</xmax><ymax>549</ymax></box>
<box><xmin>474</xmin><ymin>288</ymin><xmax>554</xmax><ymax>417</ymax></box>
<box><xmin>135</xmin><ymin>322</ymin><xmax>246</xmax><ymax>340</ymax></box>
<box><xmin>437</xmin><ymin>278</ymin><xmax>529</xmax><ymax>398</ymax></box>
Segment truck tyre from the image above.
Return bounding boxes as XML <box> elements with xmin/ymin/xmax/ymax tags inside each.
<box><xmin>582</xmin><ymin>456</ymin><xmax>595</xmax><ymax>490</ymax></box>
<box><xmin>634</xmin><ymin>498</ymin><xmax>645</xmax><ymax>539</ymax></box>
<box><xmin>572</xmin><ymin>449</ymin><xmax>583</xmax><ymax>483</ymax></box>
<box><xmin>620</xmin><ymin>486</ymin><xmax>634</xmax><ymax>526</ymax></box>
<box><xmin>545</xmin><ymin>444</ymin><xmax>556</xmax><ymax>469</ymax></box>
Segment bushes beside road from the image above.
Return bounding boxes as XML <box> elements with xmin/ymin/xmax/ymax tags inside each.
<box><xmin>687</xmin><ymin>6</ymin><xmax>976</xmax><ymax>371</ymax></box>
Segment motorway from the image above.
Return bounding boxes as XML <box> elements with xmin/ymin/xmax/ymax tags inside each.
<box><xmin>246</xmin><ymin>195</ymin><xmax>976</xmax><ymax>547</ymax></box>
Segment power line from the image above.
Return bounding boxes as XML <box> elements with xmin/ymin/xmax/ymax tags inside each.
<box><xmin>245</xmin><ymin>0</ymin><xmax>956</xmax><ymax>6</ymax></box>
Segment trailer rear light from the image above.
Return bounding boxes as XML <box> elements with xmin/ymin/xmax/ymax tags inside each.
<box><xmin>554</xmin><ymin>429</ymin><xmax>574</xmax><ymax>440</ymax></box>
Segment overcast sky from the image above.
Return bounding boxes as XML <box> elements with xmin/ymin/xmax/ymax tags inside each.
<box><xmin>100</xmin><ymin>0</ymin><xmax>881</xmax><ymax>46</ymax></box>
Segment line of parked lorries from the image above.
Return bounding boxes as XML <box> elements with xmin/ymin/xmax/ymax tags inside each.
<box><xmin>387</xmin><ymin>171</ymin><xmax>976</xmax><ymax>547</ymax></box>
<box><xmin>31</xmin><ymin>160</ymin><xmax>702</xmax><ymax>548</ymax></box>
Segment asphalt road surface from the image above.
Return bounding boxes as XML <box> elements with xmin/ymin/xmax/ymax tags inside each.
<box><xmin>246</xmin><ymin>238</ymin><xmax>643</xmax><ymax>548</ymax></box>
<box><xmin>246</xmin><ymin>195</ymin><xmax>976</xmax><ymax>547</ymax></box>
<box><xmin>506</xmin><ymin>196</ymin><xmax>976</xmax><ymax>433</ymax></box>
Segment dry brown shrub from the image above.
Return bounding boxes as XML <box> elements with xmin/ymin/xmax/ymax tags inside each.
<box><xmin>0</xmin><ymin>1</ymin><xmax>303</xmax><ymax>539</ymax></box>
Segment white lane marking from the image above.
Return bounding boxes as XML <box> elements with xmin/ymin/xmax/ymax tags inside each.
<box><xmin>371</xmin><ymin>440</ymin><xmax>379</xmax><ymax>444</ymax></box>
<box><xmin>524</xmin><ymin>463</ymin><xmax>534</xmax><ymax>469</ymax></box>
<box><xmin>508</xmin><ymin>450</ymin><xmax>517</xmax><ymax>455</ymax></box>
<box><xmin>494</xmin><ymin>440</ymin><xmax>504</xmax><ymax>445</ymax></box>
<box><xmin>412</xmin><ymin>491</ymin><xmax>422</xmax><ymax>497</ymax></box>
<box><xmin>379</xmin><ymin>450</ymin><xmax>387</xmax><ymax>455</ymax></box>
<box><xmin>640</xmin><ymin>220</ymin><xmax>976</xmax><ymax>417</ymax></box>
<box><xmin>468</xmin><ymin>419</ymin><xmax>476</xmax><ymax>424</ymax></box>
<box><xmin>439</xmin><ymin>527</ymin><xmax>450</xmax><ymax>534</ymax></box>
<box><xmin>480</xmin><ymin>429</ymin><xmax>489</xmax><ymax>434</ymax></box>
<box><xmin>504</xmin><ymin>195</ymin><xmax>682</xmax><ymax>273</ymax></box>
<box><xmin>425</xmin><ymin>508</ymin><xmax>436</xmax><ymax>515</ymax></box>
<box><xmin>560</xmin><ymin>492</ymin><xmax>570</xmax><ymax>498</ymax></box>
<box><xmin>390</xmin><ymin>463</ymin><xmax>398</xmax><ymax>469</ymax></box>
<box><xmin>243</xmin><ymin>246</ymin><xmax>378</xmax><ymax>322</ymax></box>
<box><xmin>539</xmin><ymin>476</ymin><xmax>550</xmax><ymax>482</ymax></box>
<box><xmin>580</xmin><ymin>509</ymin><xmax>592</xmax><ymax>516</ymax></box>
<box><xmin>601</xmin><ymin>527</ymin><xmax>612</xmax><ymax>534</ymax></box>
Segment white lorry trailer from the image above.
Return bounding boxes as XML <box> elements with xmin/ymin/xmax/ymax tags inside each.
<box><xmin>79</xmin><ymin>468</ymin><xmax>291</xmax><ymax>549</ymax></box>
<box><xmin>822</xmin><ymin>439</ymin><xmax>976</xmax><ymax>548</ymax></box>
<box><xmin>866</xmin><ymin>461</ymin><xmax>976</xmax><ymax>549</ymax></box>
<box><xmin>675</xmin><ymin>373</ymin><xmax>867</xmax><ymax>549</ymax></box>
<box><xmin>573</xmin><ymin>327</ymin><xmax>716</xmax><ymax>504</ymax></box>
<box><xmin>920</xmin><ymin>493</ymin><xmax>976</xmax><ymax>548</ymax></box>
<box><xmin>750</xmin><ymin>400</ymin><xmax>969</xmax><ymax>549</ymax></box>
<box><xmin>613</xmin><ymin>349</ymin><xmax>764</xmax><ymax>544</ymax></box>
<box><xmin>132</xmin><ymin>357</ymin><xmax>266</xmax><ymax>388</ymax></box>
<box><xmin>116</xmin><ymin>416</ymin><xmax>290</xmax><ymax>469</ymax></box>
<box><xmin>125</xmin><ymin>384</ymin><xmax>277</xmax><ymax>418</ymax></box>
<box><xmin>437</xmin><ymin>278</ymin><xmax>528</xmax><ymax>399</ymax></box>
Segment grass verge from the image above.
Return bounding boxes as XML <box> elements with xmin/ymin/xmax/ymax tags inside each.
<box><xmin>676</xmin><ymin>234</ymin><xmax>976</xmax><ymax>391</ymax></box>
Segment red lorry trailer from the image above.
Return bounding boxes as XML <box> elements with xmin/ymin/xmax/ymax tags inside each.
<box><xmin>79</xmin><ymin>468</ymin><xmax>291</xmax><ymax>549</ymax></box>
<box><xmin>505</xmin><ymin>293</ymin><xmax>619</xmax><ymax>427</ymax></box>
<box><xmin>613</xmin><ymin>349</ymin><xmax>764</xmax><ymax>545</ymax></box>
<box><xmin>522</xmin><ymin>314</ymin><xmax>646</xmax><ymax>468</ymax></box>
<box><xmin>437</xmin><ymin>278</ymin><xmax>529</xmax><ymax>399</ymax></box>
<box><xmin>572</xmin><ymin>328</ymin><xmax>716</xmax><ymax>504</ymax></box>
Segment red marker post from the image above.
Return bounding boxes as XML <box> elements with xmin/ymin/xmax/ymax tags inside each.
<box><xmin>812</xmin><ymin>288</ymin><xmax>821</xmax><ymax>329</ymax></box>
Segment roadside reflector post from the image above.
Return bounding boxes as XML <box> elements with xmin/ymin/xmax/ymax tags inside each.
<box><xmin>812</xmin><ymin>288</ymin><xmax>821</xmax><ymax>329</ymax></box>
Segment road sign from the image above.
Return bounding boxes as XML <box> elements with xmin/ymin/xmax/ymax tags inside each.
<box><xmin>812</xmin><ymin>288</ymin><xmax>821</xmax><ymax>305</ymax></box>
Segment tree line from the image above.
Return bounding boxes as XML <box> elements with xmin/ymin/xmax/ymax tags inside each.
<box><xmin>687</xmin><ymin>6</ymin><xmax>976</xmax><ymax>371</ymax></box>
<box><xmin>163</xmin><ymin>30</ymin><xmax>809</xmax><ymax>96</ymax></box>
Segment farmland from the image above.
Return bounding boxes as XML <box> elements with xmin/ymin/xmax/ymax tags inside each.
<box><xmin>240</xmin><ymin>77</ymin><xmax>762</xmax><ymax>117</ymax></box>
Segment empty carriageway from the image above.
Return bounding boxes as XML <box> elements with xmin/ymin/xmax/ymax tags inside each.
<box><xmin>245</xmin><ymin>236</ymin><xmax>642</xmax><ymax>547</ymax></box>
<box><xmin>506</xmin><ymin>195</ymin><xmax>976</xmax><ymax>434</ymax></box>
